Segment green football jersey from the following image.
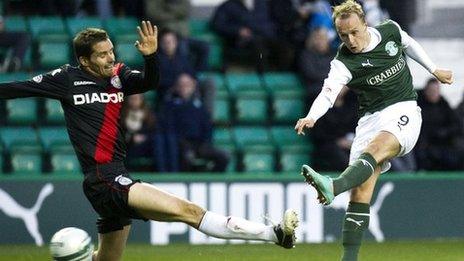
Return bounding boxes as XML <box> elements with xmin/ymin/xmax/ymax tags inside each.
<box><xmin>335</xmin><ymin>20</ymin><xmax>417</xmax><ymax>116</ymax></box>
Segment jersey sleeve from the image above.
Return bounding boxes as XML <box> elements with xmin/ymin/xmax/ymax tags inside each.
<box><xmin>0</xmin><ymin>67</ymin><xmax>69</xmax><ymax>100</ymax></box>
<box><xmin>119</xmin><ymin>53</ymin><xmax>160</xmax><ymax>96</ymax></box>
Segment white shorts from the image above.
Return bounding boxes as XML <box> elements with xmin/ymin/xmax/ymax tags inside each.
<box><xmin>349</xmin><ymin>100</ymin><xmax>422</xmax><ymax>173</ymax></box>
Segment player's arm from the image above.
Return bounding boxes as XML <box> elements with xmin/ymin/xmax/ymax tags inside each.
<box><xmin>394</xmin><ymin>21</ymin><xmax>453</xmax><ymax>84</ymax></box>
<box><xmin>122</xmin><ymin>21</ymin><xmax>160</xmax><ymax>95</ymax></box>
<box><xmin>0</xmin><ymin>67</ymin><xmax>69</xmax><ymax>99</ymax></box>
<box><xmin>294</xmin><ymin>60</ymin><xmax>351</xmax><ymax>135</ymax></box>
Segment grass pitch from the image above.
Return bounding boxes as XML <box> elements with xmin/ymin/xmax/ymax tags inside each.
<box><xmin>0</xmin><ymin>240</ymin><xmax>462</xmax><ymax>261</ymax></box>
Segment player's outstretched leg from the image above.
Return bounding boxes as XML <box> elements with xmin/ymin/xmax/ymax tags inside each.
<box><xmin>198</xmin><ymin>209</ymin><xmax>299</xmax><ymax>249</ymax></box>
<box><xmin>301</xmin><ymin>165</ymin><xmax>334</xmax><ymax>205</ymax></box>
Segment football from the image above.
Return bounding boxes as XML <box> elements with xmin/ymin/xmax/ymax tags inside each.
<box><xmin>49</xmin><ymin>227</ymin><xmax>94</xmax><ymax>261</ymax></box>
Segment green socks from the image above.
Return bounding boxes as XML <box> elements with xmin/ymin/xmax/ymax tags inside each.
<box><xmin>342</xmin><ymin>202</ymin><xmax>370</xmax><ymax>261</ymax></box>
<box><xmin>333</xmin><ymin>153</ymin><xmax>377</xmax><ymax>196</ymax></box>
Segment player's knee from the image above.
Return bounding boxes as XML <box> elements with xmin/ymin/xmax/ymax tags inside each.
<box><xmin>178</xmin><ymin>201</ymin><xmax>205</xmax><ymax>226</ymax></box>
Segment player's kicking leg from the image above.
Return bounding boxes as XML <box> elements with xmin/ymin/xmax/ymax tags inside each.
<box><xmin>128</xmin><ymin>182</ymin><xmax>299</xmax><ymax>249</ymax></box>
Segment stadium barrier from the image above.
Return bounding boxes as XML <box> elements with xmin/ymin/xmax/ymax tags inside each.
<box><xmin>0</xmin><ymin>172</ymin><xmax>463</xmax><ymax>245</ymax></box>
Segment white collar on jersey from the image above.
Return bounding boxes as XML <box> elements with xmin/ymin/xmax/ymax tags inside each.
<box><xmin>361</xmin><ymin>27</ymin><xmax>382</xmax><ymax>53</ymax></box>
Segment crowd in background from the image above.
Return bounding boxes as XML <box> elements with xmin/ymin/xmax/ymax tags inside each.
<box><xmin>1</xmin><ymin>0</ymin><xmax>463</xmax><ymax>173</ymax></box>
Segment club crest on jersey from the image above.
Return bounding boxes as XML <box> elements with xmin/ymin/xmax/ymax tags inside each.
<box><xmin>110</xmin><ymin>75</ymin><xmax>122</xmax><ymax>89</ymax></box>
<box><xmin>385</xmin><ymin>41</ymin><xmax>398</xmax><ymax>56</ymax></box>
<box><xmin>115</xmin><ymin>175</ymin><xmax>133</xmax><ymax>186</ymax></box>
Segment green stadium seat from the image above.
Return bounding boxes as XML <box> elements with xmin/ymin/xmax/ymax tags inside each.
<box><xmin>50</xmin><ymin>151</ymin><xmax>80</xmax><ymax>173</ymax></box>
<box><xmin>10</xmin><ymin>152</ymin><xmax>42</xmax><ymax>174</ymax></box>
<box><xmin>66</xmin><ymin>17</ymin><xmax>103</xmax><ymax>36</ymax></box>
<box><xmin>142</xmin><ymin>91</ymin><xmax>157</xmax><ymax>109</ymax></box>
<box><xmin>28</xmin><ymin>16</ymin><xmax>68</xmax><ymax>41</ymax></box>
<box><xmin>115</xmin><ymin>42</ymin><xmax>143</xmax><ymax>68</ymax></box>
<box><xmin>4</xmin><ymin>16</ymin><xmax>28</xmax><ymax>32</ymax></box>
<box><xmin>234</xmin><ymin>91</ymin><xmax>268</xmax><ymax>124</ymax></box>
<box><xmin>225</xmin><ymin>73</ymin><xmax>263</xmax><ymax>94</ymax></box>
<box><xmin>0</xmin><ymin>72</ymin><xmax>30</xmax><ymax>82</ymax></box>
<box><xmin>189</xmin><ymin>19</ymin><xmax>211</xmax><ymax>35</ymax></box>
<box><xmin>0</xmin><ymin>127</ymin><xmax>40</xmax><ymax>151</ymax></box>
<box><xmin>195</xmin><ymin>33</ymin><xmax>223</xmax><ymax>70</ymax></box>
<box><xmin>6</xmin><ymin>98</ymin><xmax>37</xmax><ymax>125</ymax></box>
<box><xmin>198</xmin><ymin>72</ymin><xmax>227</xmax><ymax>92</ymax></box>
<box><xmin>270</xmin><ymin>126</ymin><xmax>312</xmax><ymax>150</ymax></box>
<box><xmin>263</xmin><ymin>72</ymin><xmax>303</xmax><ymax>93</ymax></box>
<box><xmin>38</xmin><ymin>127</ymin><xmax>72</xmax><ymax>151</ymax></box>
<box><xmin>242</xmin><ymin>146</ymin><xmax>275</xmax><ymax>172</ymax></box>
<box><xmin>279</xmin><ymin>146</ymin><xmax>312</xmax><ymax>172</ymax></box>
<box><xmin>38</xmin><ymin>41</ymin><xmax>70</xmax><ymax>69</ymax></box>
<box><xmin>103</xmin><ymin>17</ymin><xmax>138</xmax><ymax>38</ymax></box>
<box><xmin>272</xmin><ymin>90</ymin><xmax>306</xmax><ymax>124</ymax></box>
<box><xmin>233</xmin><ymin>127</ymin><xmax>272</xmax><ymax>150</ymax></box>
<box><xmin>213</xmin><ymin>128</ymin><xmax>233</xmax><ymax>146</ymax></box>
<box><xmin>45</xmin><ymin>99</ymin><xmax>65</xmax><ymax>124</ymax></box>
<box><xmin>220</xmin><ymin>143</ymin><xmax>237</xmax><ymax>172</ymax></box>
<box><xmin>213</xmin><ymin>91</ymin><xmax>231</xmax><ymax>124</ymax></box>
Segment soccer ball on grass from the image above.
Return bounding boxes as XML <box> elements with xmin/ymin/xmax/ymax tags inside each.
<box><xmin>49</xmin><ymin>227</ymin><xmax>94</xmax><ymax>261</ymax></box>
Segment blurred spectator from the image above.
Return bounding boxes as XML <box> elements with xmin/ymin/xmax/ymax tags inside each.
<box><xmin>379</xmin><ymin>0</ymin><xmax>416</xmax><ymax>33</ymax></box>
<box><xmin>41</xmin><ymin>0</ymin><xmax>80</xmax><ymax>16</ymax></box>
<box><xmin>298</xmin><ymin>27</ymin><xmax>335</xmax><ymax>100</ymax></box>
<box><xmin>121</xmin><ymin>94</ymin><xmax>156</xmax><ymax>169</ymax></box>
<box><xmin>157</xmin><ymin>29</ymin><xmax>214</xmax><ymax>114</ymax></box>
<box><xmin>211</xmin><ymin>0</ymin><xmax>293</xmax><ymax>72</ymax></box>
<box><xmin>0</xmin><ymin>16</ymin><xmax>31</xmax><ymax>72</ymax></box>
<box><xmin>145</xmin><ymin>0</ymin><xmax>191</xmax><ymax>37</ymax></box>
<box><xmin>360</xmin><ymin>0</ymin><xmax>389</xmax><ymax>26</ymax></box>
<box><xmin>158</xmin><ymin>74</ymin><xmax>229</xmax><ymax>172</ymax></box>
<box><xmin>416</xmin><ymin>78</ymin><xmax>464</xmax><ymax>170</ymax></box>
<box><xmin>311</xmin><ymin>87</ymin><xmax>357</xmax><ymax>171</ymax></box>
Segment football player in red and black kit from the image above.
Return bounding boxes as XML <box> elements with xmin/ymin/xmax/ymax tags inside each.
<box><xmin>0</xmin><ymin>21</ymin><xmax>298</xmax><ymax>260</ymax></box>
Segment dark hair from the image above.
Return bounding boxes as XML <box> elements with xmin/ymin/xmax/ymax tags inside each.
<box><xmin>73</xmin><ymin>28</ymin><xmax>109</xmax><ymax>64</ymax></box>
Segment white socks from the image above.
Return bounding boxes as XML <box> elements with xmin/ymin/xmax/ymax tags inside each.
<box><xmin>198</xmin><ymin>211</ymin><xmax>277</xmax><ymax>242</ymax></box>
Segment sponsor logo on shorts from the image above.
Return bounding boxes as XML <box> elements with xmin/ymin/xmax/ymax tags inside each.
<box><xmin>115</xmin><ymin>175</ymin><xmax>133</xmax><ymax>186</ymax></box>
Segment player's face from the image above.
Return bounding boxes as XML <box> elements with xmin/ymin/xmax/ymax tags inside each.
<box><xmin>87</xmin><ymin>39</ymin><xmax>115</xmax><ymax>78</ymax></box>
<box><xmin>335</xmin><ymin>13</ymin><xmax>369</xmax><ymax>53</ymax></box>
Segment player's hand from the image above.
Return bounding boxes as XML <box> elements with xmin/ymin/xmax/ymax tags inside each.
<box><xmin>135</xmin><ymin>20</ymin><xmax>158</xmax><ymax>56</ymax></box>
<box><xmin>294</xmin><ymin>117</ymin><xmax>315</xmax><ymax>136</ymax></box>
<box><xmin>432</xmin><ymin>69</ymin><xmax>453</xmax><ymax>85</ymax></box>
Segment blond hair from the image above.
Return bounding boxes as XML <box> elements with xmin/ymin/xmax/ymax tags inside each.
<box><xmin>332</xmin><ymin>0</ymin><xmax>365</xmax><ymax>23</ymax></box>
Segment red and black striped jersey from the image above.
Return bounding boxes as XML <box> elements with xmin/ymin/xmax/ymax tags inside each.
<box><xmin>0</xmin><ymin>54</ymin><xmax>159</xmax><ymax>172</ymax></box>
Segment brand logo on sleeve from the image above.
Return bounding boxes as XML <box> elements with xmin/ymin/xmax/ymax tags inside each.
<box><xmin>73</xmin><ymin>81</ymin><xmax>96</xmax><ymax>86</ymax></box>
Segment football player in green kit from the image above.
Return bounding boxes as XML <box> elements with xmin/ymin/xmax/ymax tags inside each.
<box><xmin>294</xmin><ymin>1</ymin><xmax>453</xmax><ymax>260</ymax></box>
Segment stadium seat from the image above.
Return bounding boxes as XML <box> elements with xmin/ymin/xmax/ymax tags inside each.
<box><xmin>4</xmin><ymin>16</ymin><xmax>28</xmax><ymax>32</ymax></box>
<box><xmin>195</xmin><ymin>33</ymin><xmax>224</xmax><ymax>70</ymax></box>
<box><xmin>38</xmin><ymin>127</ymin><xmax>72</xmax><ymax>151</ymax></box>
<box><xmin>213</xmin><ymin>128</ymin><xmax>233</xmax><ymax>146</ymax></box>
<box><xmin>220</xmin><ymin>143</ymin><xmax>237</xmax><ymax>172</ymax></box>
<box><xmin>198</xmin><ymin>72</ymin><xmax>227</xmax><ymax>93</ymax></box>
<box><xmin>263</xmin><ymin>72</ymin><xmax>304</xmax><ymax>93</ymax></box>
<box><xmin>38</xmin><ymin>41</ymin><xmax>70</xmax><ymax>69</ymax></box>
<box><xmin>233</xmin><ymin>127</ymin><xmax>272</xmax><ymax>150</ymax></box>
<box><xmin>271</xmin><ymin>90</ymin><xmax>306</xmax><ymax>124</ymax></box>
<box><xmin>0</xmin><ymin>72</ymin><xmax>30</xmax><ymax>82</ymax></box>
<box><xmin>225</xmin><ymin>73</ymin><xmax>263</xmax><ymax>94</ymax></box>
<box><xmin>103</xmin><ymin>17</ymin><xmax>138</xmax><ymax>38</ymax></box>
<box><xmin>270</xmin><ymin>126</ymin><xmax>312</xmax><ymax>150</ymax></box>
<box><xmin>115</xmin><ymin>42</ymin><xmax>143</xmax><ymax>68</ymax></box>
<box><xmin>142</xmin><ymin>91</ymin><xmax>157</xmax><ymax>109</ymax></box>
<box><xmin>10</xmin><ymin>152</ymin><xmax>42</xmax><ymax>174</ymax></box>
<box><xmin>0</xmin><ymin>127</ymin><xmax>40</xmax><ymax>152</ymax></box>
<box><xmin>66</xmin><ymin>17</ymin><xmax>103</xmax><ymax>36</ymax></box>
<box><xmin>242</xmin><ymin>146</ymin><xmax>275</xmax><ymax>172</ymax></box>
<box><xmin>189</xmin><ymin>19</ymin><xmax>211</xmax><ymax>35</ymax></box>
<box><xmin>44</xmin><ymin>99</ymin><xmax>65</xmax><ymax>124</ymax></box>
<box><xmin>50</xmin><ymin>151</ymin><xmax>80</xmax><ymax>173</ymax></box>
<box><xmin>6</xmin><ymin>98</ymin><xmax>37</xmax><ymax>125</ymax></box>
<box><xmin>234</xmin><ymin>91</ymin><xmax>268</xmax><ymax>124</ymax></box>
<box><xmin>213</xmin><ymin>91</ymin><xmax>231</xmax><ymax>124</ymax></box>
<box><xmin>279</xmin><ymin>146</ymin><xmax>312</xmax><ymax>172</ymax></box>
<box><xmin>28</xmin><ymin>16</ymin><xmax>68</xmax><ymax>41</ymax></box>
